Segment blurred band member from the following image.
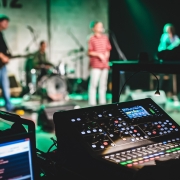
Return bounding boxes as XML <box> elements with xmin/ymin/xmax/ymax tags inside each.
<box><xmin>0</xmin><ymin>14</ymin><xmax>14</xmax><ymax>111</ymax></box>
<box><xmin>33</xmin><ymin>41</ymin><xmax>53</xmax><ymax>80</ymax></box>
<box><xmin>87</xmin><ymin>20</ymin><xmax>112</xmax><ymax>106</ymax></box>
<box><xmin>158</xmin><ymin>23</ymin><xmax>180</xmax><ymax>52</ymax></box>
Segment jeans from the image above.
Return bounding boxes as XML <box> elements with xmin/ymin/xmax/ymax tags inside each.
<box><xmin>0</xmin><ymin>66</ymin><xmax>14</xmax><ymax>111</ymax></box>
<box><xmin>88</xmin><ymin>68</ymin><xmax>108</xmax><ymax>106</ymax></box>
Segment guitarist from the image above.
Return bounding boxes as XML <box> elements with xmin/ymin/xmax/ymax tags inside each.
<box><xmin>0</xmin><ymin>14</ymin><xmax>14</xmax><ymax>112</ymax></box>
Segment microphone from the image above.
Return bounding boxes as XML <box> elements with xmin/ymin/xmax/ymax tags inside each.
<box><xmin>27</xmin><ymin>25</ymin><xmax>34</xmax><ymax>32</ymax></box>
<box><xmin>104</xmin><ymin>28</ymin><xmax>109</xmax><ymax>33</ymax></box>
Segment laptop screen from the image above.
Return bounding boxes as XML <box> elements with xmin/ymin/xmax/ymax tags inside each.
<box><xmin>0</xmin><ymin>135</ymin><xmax>34</xmax><ymax>180</ymax></box>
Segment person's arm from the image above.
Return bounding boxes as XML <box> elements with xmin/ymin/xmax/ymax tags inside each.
<box><xmin>104</xmin><ymin>36</ymin><xmax>112</xmax><ymax>60</ymax></box>
<box><xmin>87</xmin><ymin>35</ymin><xmax>106</xmax><ymax>62</ymax></box>
<box><xmin>167</xmin><ymin>36</ymin><xmax>180</xmax><ymax>50</ymax></box>
<box><xmin>158</xmin><ymin>34</ymin><xmax>168</xmax><ymax>52</ymax></box>
<box><xmin>88</xmin><ymin>51</ymin><xmax>106</xmax><ymax>61</ymax></box>
<box><xmin>0</xmin><ymin>52</ymin><xmax>9</xmax><ymax>64</ymax></box>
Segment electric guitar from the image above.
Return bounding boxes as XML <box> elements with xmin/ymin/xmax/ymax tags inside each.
<box><xmin>0</xmin><ymin>53</ymin><xmax>33</xmax><ymax>69</ymax></box>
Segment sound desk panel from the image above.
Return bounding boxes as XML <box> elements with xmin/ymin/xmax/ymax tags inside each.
<box><xmin>53</xmin><ymin>98</ymin><xmax>180</xmax><ymax>177</ymax></box>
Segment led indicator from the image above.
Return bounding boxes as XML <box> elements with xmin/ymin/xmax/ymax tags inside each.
<box><xmin>149</xmin><ymin>108</ymin><xmax>155</xmax><ymax>114</ymax></box>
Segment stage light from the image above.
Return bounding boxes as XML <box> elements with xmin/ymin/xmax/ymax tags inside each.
<box><xmin>154</xmin><ymin>90</ymin><xmax>160</xmax><ymax>96</ymax></box>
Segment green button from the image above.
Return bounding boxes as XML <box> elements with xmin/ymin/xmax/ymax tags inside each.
<box><xmin>126</xmin><ymin>160</ymin><xmax>133</xmax><ymax>164</ymax></box>
<box><xmin>166</xmin><ymin>150</ymin><xmax>172</xmax><ymax>153</ymax></box>
<box><xmin>120</xmin><ymin>162</ymin><xmax>127</xmax><ymax>165</ymax></box>
<box><xmin>175</xmin><ymin>147</ymin><xmax>180</xmax><ymax>150</ymax></box>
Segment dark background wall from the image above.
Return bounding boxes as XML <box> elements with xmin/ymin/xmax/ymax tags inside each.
<box><xmin>109</xmin><ymin>0</ymin><xmax>180</xmax><ymax>60</ymax></box>
<box><xmin>109</xmin><ymin>0</ymin><xmax>180</xmax><ymax>91</ymax></box>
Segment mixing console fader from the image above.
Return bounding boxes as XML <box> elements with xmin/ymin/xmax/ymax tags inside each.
<box><xmin>53</xmin><ymin>98</ymin><xmax>180</xmax><ymax>177</ymax></box>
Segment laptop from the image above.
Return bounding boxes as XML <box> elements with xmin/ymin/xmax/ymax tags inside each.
<box><xmin>0</xmin><ymin>132</ymin><xmax>36</xmax><ymax>180</ymax></box>
<box><xmin>0</xmin><ymin>110</ymin><xmax>38</xmax><ymax>179</ymax></box>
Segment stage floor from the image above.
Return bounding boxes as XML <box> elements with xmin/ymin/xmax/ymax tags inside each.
<box><xmin>1</xmin><ymin>92</ymin><xmax>180</xmax><ymax>153</ymax></box>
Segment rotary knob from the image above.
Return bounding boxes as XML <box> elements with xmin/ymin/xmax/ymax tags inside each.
<box><xmin>102</xmin><ymin>110</ymin><xmax>108</xmax><ymax>118</ymax></box>
<box><xmin>83</xmin><ymin>112</ymin><xmax>90</xmax><ymax>121</ymax></box>
<box><xmin>92</xmin><ymin>134</ymin><xmax>100</xmax><ymax>143</ymax></box>
<box><xmin>109</xmin><ymin>126</ymin><xmax>120</xmax><ymax>138</ymax></box>
<box><xmin>99</xmin><ymin>134</ymin><xmax>109</xmax><ymax>147</ymax></box>
<box><xmin>91</xmin><ymin>111</ymin><xmax>98</xmax><ymax>119</ymax></box>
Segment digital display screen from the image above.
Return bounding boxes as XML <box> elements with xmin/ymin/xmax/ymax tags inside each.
<box><xmin>122</xmin><ymin>106</ymin><xmax>150</xmax><ymax>119</ymax></box>
<box><xmin>0</xmin><ymin>138</ymin><xmax>34</xmax><ymax>180</ymax></box>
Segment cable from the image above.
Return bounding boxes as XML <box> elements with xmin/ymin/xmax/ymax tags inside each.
<box><xmin>118</xmin><ymin>70</ymin><xmax>160</xmax><ymax>102</ymax></box>
<box><xmin>47</xmin><ymin>137</ymin><xmax>57</xmax><ymax>153</ymax></box>
<box><xmin>106</xmin><ymin>29</ymin><xmax>127</xmax><ymax>60</ymax></box>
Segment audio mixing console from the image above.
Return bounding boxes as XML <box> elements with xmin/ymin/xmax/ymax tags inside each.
<box><xmin>53</xmin><ymin>98</ymin><xmax>180</xmax><ymax>178</ymax></box>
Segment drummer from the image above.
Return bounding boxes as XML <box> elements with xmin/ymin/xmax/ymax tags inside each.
<box><xmin>32</xmin><ymin>41</ymin><xmax>53</xmax><ymax>81</ymax></box>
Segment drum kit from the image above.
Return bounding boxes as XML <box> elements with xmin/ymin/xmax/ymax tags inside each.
<box><xmin>24</xmin><ymin>61</ymin><xmax>72</xmax><ymax>102</ymax></box>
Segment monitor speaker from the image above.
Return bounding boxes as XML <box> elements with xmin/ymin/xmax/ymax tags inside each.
<box><xmin>37</xmin><ymin>103</ymin><xmax>80</xmax><ymax>132</ymax></box>
<box><xmin>0</xmin><ymin>74</ymin><xmax>22</xmax><ymax>97</ymax></box>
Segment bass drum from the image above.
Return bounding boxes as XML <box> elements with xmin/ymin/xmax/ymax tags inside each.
<box><xmin>39</xmin><ymin>75</ymin><xmax>67</xmax><ymax>101</ymax></box>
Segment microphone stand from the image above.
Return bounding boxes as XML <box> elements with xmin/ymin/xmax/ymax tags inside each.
<box><xmin>108</xmin><ymin>29</ymin><xmax>127</xmax><ymax>61</ymax></box>
<box><xmin>107</xmin><ymin>29</ymin><xmax>127</xmax><ymax>94</ymax></box>
<box><xmin>67</xmin><ymin>29</ymin><xmax>85</xmax><ymax>93</ymax></box>
<box><xmin>23</xmin><ymin>27</ymin><xmax>39</xmax><ymax>101</ymax></box>
<box><xmin>25</xmin><ymin>27</ymin><xmax>39</xmax><ymax>52</ymax></box>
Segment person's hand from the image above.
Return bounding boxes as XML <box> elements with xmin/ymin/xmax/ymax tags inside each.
<box><xmin>45</xmin><ymin>65</ymin><xmax>52</xmax><ymax>69</ymax></box>
<box><xmin>98</xmin><ymin>53</ymin><xmax>106</xmax><ymax>62</ymax></box>
<box><xmin>0</xmin><ymin>53</ymin><xmax>9</xmax><ymax>64</ymax></box>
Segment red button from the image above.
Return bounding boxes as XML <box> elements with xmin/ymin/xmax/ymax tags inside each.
<box><xmin>157</xmin><ymin>125</ymin><xmax>161</xmax><ymax>128</ymax></box>
<box><xmin>127</xmin><ymin>164</ymin><xmax>132</xmax><ymax>167</ymax></box>
<box><xmin>139</xmin><ymin>161</ymin><xmax>144</xmax><ymax>164</ymax></box>
<box><xmin>134</xmin><ymin>130</ymin><xmax>137</xmax><ymax>133</ymax></box>
<box><xmin>133</xmin><ymin>162</ymin><xmax>138</xmax><ymax>165</ymax></box>
<box><xmin>150</xmin><ymin>158</ymin><xmax>154</xmax><ymax>160</ymax></box>
<box><xmin>172</xmin><ymin>125</ymin><xmax>175</xmax><ymax>128</ymax></box>
<box><xmin>114</xmin><ymin>120</ymin><xmax>119</xmax><ymax>124</ymax></box>
<box><xmin>144</xmin><ymin>159</ymin><xmax>149</xmax><ymax>162</ymax></box>
<box><xmin>103</xmin><ymin>142</ymin><xmax>108</xmax><ymax>146</ymax></box>
<box><xmin>155</xmin><ymin>156</ymin><xmax>160</xmax><ymax>159</ymax></box>
<box><xmin>152</xmin><ymin>131</ymin><xmax>156</xmax><ymax>134</ymax></box>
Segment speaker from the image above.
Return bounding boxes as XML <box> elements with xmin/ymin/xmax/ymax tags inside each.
<box><xmin>0</xmin><ymin>74</ymin><xmax>22</xmax><ymax>97</ymax></box>
<box><xmin>125</xmin><ymin>90</ymin><xmax>167</xmax><ymax>108</ymax></box>
<box><xmin>37</xmin><ymin>103</ymin><xmax>80</xmax><ymax>132</ymax></box>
